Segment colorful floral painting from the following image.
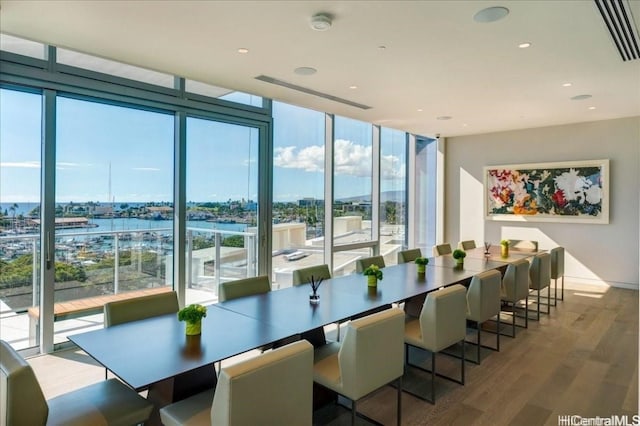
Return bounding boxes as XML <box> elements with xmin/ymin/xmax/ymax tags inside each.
<box><xmin>484</xmin><ymin>159</ymin><xmax>609</xmax><ymax>224</ymax></box>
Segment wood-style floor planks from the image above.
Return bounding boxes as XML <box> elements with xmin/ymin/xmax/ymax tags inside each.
<box><xmin>27</xmin><ymin>281</ymin><xmax>638</xmax><ymax>425</ymax></box>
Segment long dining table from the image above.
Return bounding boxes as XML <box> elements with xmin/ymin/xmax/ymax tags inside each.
<box><xmin>68</xmin><ymin>253</ymin><xmax>525</xmax><ymax>423</ymax></box>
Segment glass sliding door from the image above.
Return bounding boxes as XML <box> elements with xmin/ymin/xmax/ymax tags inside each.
<box><xmin>186</xmin><ymin>117</ymin><xmax>259</xmax><ymax>303</ymax></box>
<box><xmin>0</xmin><ymin>88</ymin><xmax>42</xmax><ymax>350</ymax></box>
<box><xmin>380</xmin><ymin>128</ymin><xmax>407</xmax><ymax>266</ymax></box>
<box><xmin>55</xmin><ymin>96</ymin><xmax>174</xmax><ymax>343</ymax></box>
<box><xmin>271</xmin><ymin>102</ymin><xmax>325</xmax><ymax>288</ymax></box>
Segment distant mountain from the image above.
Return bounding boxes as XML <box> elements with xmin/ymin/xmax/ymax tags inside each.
<box><xmin>337</xmin><ymin>190</ymin><xmax>405</xmax><ymax>203</ymax></box>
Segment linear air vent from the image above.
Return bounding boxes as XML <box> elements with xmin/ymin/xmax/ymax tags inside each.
<box><xmin>594</xmin><ymin>0</ymin><xmax>640</xmax><ymax>61</ymax></box>
<box><xmin>255</xmin><ymin>75</ymin><xmax>372</xmax><ymax>110</ymax></box>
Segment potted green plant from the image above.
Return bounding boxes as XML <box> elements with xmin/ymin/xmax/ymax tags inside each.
<box><xmin>500</xmin><ymin>239</ymin><xmax>510</xmax><ymax>258</ymax></box>
<box><xmin>363</xmin><ymin>264</ymin><xmax>383</xmax><ymax>287</ymax></box>
<box><xmin>452</xmin><ymin>249</ymin><xmax>466</xmax><ymax>266</ymax></box>
<box><xmin>415</xmin><ymin>257</ymin><xmax>429</xmax><ymax>274</ymax></box>
<box><xmin>178</xmin><ymin>303</ymin><xmax>207</xmax><ymax>335</ymax></box>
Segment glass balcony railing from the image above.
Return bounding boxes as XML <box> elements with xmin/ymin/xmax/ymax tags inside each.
<box><xmin>0</xmin><ymin>226</ymin><xmax>257</xmax><ymax>350</ymax></box>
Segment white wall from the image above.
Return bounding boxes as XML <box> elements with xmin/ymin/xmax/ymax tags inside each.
<box><xmin>445</xmin><ymin>116</ymin><xmax>640</xmax><ymax>288</ymax></box>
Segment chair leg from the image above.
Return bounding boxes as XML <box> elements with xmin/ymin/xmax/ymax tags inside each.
<box><xmin>525</xmin><ymin>294</ymin><xmax>529</xmax><ymax>328</ymax></box>
<box><xmin>431</xmin><ymin>352</ymin><xmax>436</xmax><ymax>403</ymax></box>
<box><xmin>476</xmin><ymin>322</ymin><xmax>481</xmax><ymax>364</ymax></box>
<box><xmin>561</xmin><ymin>275</ymin><xmax>564</xmax><ymax>301</ymax></box>
<box><xmin>460</xmin><ymin>340</ymin><xmax>465</xmax><ymax>385</ymax></box>
<box><xmin>351</xmin><ymin>399</ymin><xmax>356</xmax><ymax>426</ymax></box>
<box><xmin>396</xmin><ymin>376</ymin><xmax>402</xmax><ymax>426</ymax></box>
<box><xmin>496</xmin><ymin>314</ymin><xmax>500</xmax><ymax>351</ymax></box>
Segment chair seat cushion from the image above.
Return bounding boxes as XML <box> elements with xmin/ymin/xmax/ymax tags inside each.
<box><xmin>312</xmin><ymin>342</ymin><xmax>342</xmax><ymax>392</ymax></box>
<box><xmin>159</xmin><ymin>388</ymin><xmax>215</xmax><ymax>426</ymax></box>
<box><xmin>404</xmin><ymin>317</ymin><xmax>423</xmax><ymax>348</ymax></box>
<box><xmin>46</xmin><ymin>378</ymin><xmax>153</xmax><ymax>426</ymax></box>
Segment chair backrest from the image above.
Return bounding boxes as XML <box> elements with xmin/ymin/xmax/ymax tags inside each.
<box><xmin>338</xmin><ymin>308</ymin><xmax>405</xmax><ymax>400</ymax></box>
<box><xmin>419</xmin><ymin>284</ymin><xmax>467</xmax><ymax>352</ymax></box>
<box><xmin>550</xmin><ymin>246</ymin><xmax>565</xmax><ymax>279</ymax></box>
<box><xmin>104</xmin><ymin>290</ymin><xmax>179</xmax><ymax>327</ymax></box>
<box><xmin>466</xmin><ymin>270</ymin><xmax>502</xmax><ymax>323</ymax></box>
<box><xmin>508</xmin><ymin>239</ymin><xmax>539</xmax><ymax>252</ymax></box>
<box><xmin>432</xmin><ymin>243</ymin><xmax>452</xmax><ymax>256</ymax></box>
<box><xmin>218</xmin><ymin>275</ymin><xmax>271</xmax><ymax>302</ymax></box>
<box><xmin>211</xmin><ymin>340</ymin><xmax>313</xmax><ymax>426</ymax></box>
<box><xmin>501</xmin><ymin>258</ymin><xmax>530</xmax><ymax>302</ymax></box>
<box><xmin>0</xmin><ymin>340</ymin><xmax>49</xmax><ymax>426</ymax></box>
<box><xmin>355</xmin><ymin>256</ymin><xmax>385</xmax><ymax>273</ymax></box>
<box><xmin>397</xmin><ymin>248</ymin><xmax>422</xmax><ymax>264</ymax></box>
<box><xmin>529</xmin><ymin>252</ymin><xmax>551</xmax><ymax>290</ymax></box>
<box><xmin>458</xmin><ymin>240</ymin><xmax>476</xmax><ymax>250</ymax></box>
<box><xmin>292</xmin><ymin>264</ymin><xmax>331</xmax><ymax>286</ymax></box>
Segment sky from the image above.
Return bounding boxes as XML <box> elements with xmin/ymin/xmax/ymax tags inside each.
<box><xmin>1</xmin><ymin>89</ymin><xmax>406</xmax><ymax>204</ymax></box>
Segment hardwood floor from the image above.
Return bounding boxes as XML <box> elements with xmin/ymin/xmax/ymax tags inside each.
<box><xmin>28</xmin><ymin>281</ymin><xmax>638</xmax><ymax>425</ymax></box>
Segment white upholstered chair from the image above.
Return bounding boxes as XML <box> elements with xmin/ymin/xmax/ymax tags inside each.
<box><xmin>313</xmin><ymin>308</ymin><xmax>405</xmax><ymax>425</ymax></box>
<box><xmin>550</xmin><ymin>246</ymin><xmax>565</xmax><ymax>303</ymax></box>
<box><xmin>529</xmin><ymin>252</ymin><xmax>551</xmax><ymax>321</ymax></box>
<box><xmin>355</xmin><ymin>255</ymin><xmax>385</xmax><ymax>273</ymax></box>
<box><xmin>218</xmin><ymin>275</ymin><xmax>271</xmax><ymax>302</ymax></box>
<box><xmin>1</xmin><ymin>339</ymin><xmax>153</xmax><ymax>426</ymax></box>
<box><xmin>432</xmin><ymin>243</ymin><xmax>452</xmax><ymax>257</ymax></box>
<box><xmin>500</xmin><ymin>258</ymin><xmax>530</xmax><ymax>337</ymax></box>
<box><xmin>159</xmin><ymin>340</ymin><xmax>314</xmax><ymax>426</ymax></box>
<box><xmin>466</xmin><ymin>270</ymin><xmax>502</xmax><ymax>364</ymax></box>
<box><xmin>397</xmin><ymin>248</ymin><xmax>422</xmax><ymax>264</ymax></box>
<box><xmin>104</xmin><ymin>289</ymin><xmax>179</xmax><ymax>327</ymax></box>
<box><xmin>404</xmin><ymin>284</ymin><xmax>467</xmax><ymax>403</ymax></box>
<box><xmin>458</xmin><ymin>240</ymin><xmax>476</xmax><ymax>250</ymax></box>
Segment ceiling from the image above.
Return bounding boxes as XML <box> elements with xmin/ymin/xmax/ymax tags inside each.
<box><xmin>1</xmin><ymin>0</ymin><xmax>639</xmax><ymax>137</ymax></box>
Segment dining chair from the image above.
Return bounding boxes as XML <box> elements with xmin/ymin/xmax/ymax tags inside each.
<box><xmin>432</xmin><ymin>243</ymin><xmax>452</xmax><ymax>257</ymax></box>
<box><xmin>466</xmin><ymin>270</ymin><xmax>502</xmax><ymax>364</ymax></box>
<box><xmin>550</xmin><ymin>246</ymin><xmax>565</xmax><ymax>303</ymax></box>
<box><xmin>458</xmin><ymin>240</ymin><xmax>476</xmax><ymax>250</ymax></box>
<box><xmin>404</xmin><ymin>284</ymin><xmax>467</xmax><ymax>403</ymax></box>
<box><xmin>218</xmin><ymin>275</ymin><xmax>271</xmax><ymax>302</ymax></box>
<box><xmin>355</xmin><ymin>255</ymin><xmax>385</xmax><ymax>273</ymax></box>
<box><xmin>529</xmin><ymin>252</ymin><xmax>551</xmax><ymax>321</ymax></box>
<box><xmin>500</xmin><ymin>258</ymin><xmax>530</xmax><ymax>337</ymax></box>
<box><xmin>292</xmin><ymin>264</ymin><xmax>331</xmax><ymax>286</ymax></box>
<box><xmin>104</xmin><ymin>289</ymin><xmax>179</xmax><ymax>327</ymax></box>
<box><xmin>313</xmin><ymin>308</ymin><xmax>405</xmax><ymax>425</ymax></box>
<box><xmin>1</xmin><ymin>339</ymin><xmax>153</xmax><ymax>426</ymax></box>
<box><xmin>397</xmin><ymin>248</ymin><xmax>422</xmax><ymax>264</ymax></box>
<box><xmin>159</xmin><ymin>340</ymin><xmax>314</xmax><ymax>426</ymax></box>
<box><xmin>508</xmin><ymin>239</ymin><xmax>539</xmax><ymax>252</ymax></box>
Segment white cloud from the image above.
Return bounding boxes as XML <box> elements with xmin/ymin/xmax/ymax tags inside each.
<box><xmin>1</xmin><ymin>161</ymin><xmax>40</xmax><ymax>168</ymax></box>
<box><xmin>274</xmin><ymin>139</ymin><xmax>404</xmax><ymax>179</ymax></box>
<box><xmin>132</xmin><ymin>167</ymin><xmax>161</xmax><ymax>171</ymax></box>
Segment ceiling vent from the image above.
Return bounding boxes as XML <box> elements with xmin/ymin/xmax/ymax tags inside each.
<box><xmin>594</xmin><ymin>0</ymin><xmax>640</xmax><ymax>61</ymax></box>
<box><xmin>255</xmin><ymin>75</ymin><xmax>372</xmax><ymax>110</ymax></box>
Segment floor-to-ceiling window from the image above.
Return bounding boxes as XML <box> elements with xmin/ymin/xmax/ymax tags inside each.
<box><xmin>54</xmin><ymin>96</ymin><xmax>174</xmax><ymax>343</ymax></box>
<box><xmin>415</xmin><ymin>137</ymin><xmax>438</xmax><ymax>252</ymax></box>
<box><xmin>186</xmin><ymin>117</ymin><xmax>259</xmax><ymax>301</ymax></box>
<box><xmin>380</xmin><ymin>127</ymin><xmax>407</xmax><ymax>266</ymax></box>
<box><xmin>271</xmin><ymin>102</ymin><xmax>325</xmax><ymax>288</ymax></box>
<box><xmin>0</xmin><ymin>88</ymin><xmax>42</xmax><ymax>350</ymax></box>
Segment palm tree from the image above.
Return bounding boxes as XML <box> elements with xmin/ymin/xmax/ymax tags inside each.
<box><xmin>9</xmin><ymin>203</ymin><xmax>18</xmax><ymax>230</ymax></box>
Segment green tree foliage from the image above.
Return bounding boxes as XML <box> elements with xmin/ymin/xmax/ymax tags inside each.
<box><xmin>222</xmin><ymin>235</ymin><xmax>244</xmax><ymax>247</ymax></box>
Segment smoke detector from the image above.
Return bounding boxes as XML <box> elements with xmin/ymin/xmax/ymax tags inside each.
<box><xmin>310</xmin><ymin>13</ymin><xmax>332</xmax><ymax>31</ymax></box>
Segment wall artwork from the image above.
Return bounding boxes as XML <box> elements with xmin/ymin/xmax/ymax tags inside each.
<box><xmin>484</xmin><ymin>159</ymin><xmax>609</xmax><ymax>224</ymax></box>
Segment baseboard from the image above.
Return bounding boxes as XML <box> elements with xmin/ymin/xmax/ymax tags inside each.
<box><xmin>565</xmin><ymin>275</ymin><xmax>638</xmax><ymax>290</ymax></box>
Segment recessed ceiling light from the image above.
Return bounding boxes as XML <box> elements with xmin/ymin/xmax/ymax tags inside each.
<box><xmin>294</xmin><ymin>67</ymin><xmax>317</xmax><ymax>76</ymax></box>
<box><xmin>417</xmin><ymin>108</ymin><xmax>423</xmax><ymax>112</ymax></box>
<box><xmin>571</xmin><ymin>94</ymin><xmax>592</xmax><ymax>101</ymax></box>
<box><xmin>349</xmin><ymin>85</ymin><xmax>358</xmax><ymax>89</ymax></box>
<box><xmin>237</xmin><ymin>48</ymin><xmax>249</xmax><ymax>54</ymax></box>
<box><xmin>518</xmin><ymin>42</ymin><xmax>531</xmax><ymax>49</ymax></box>
<box><xmin>588</xmin><ymin>106</ymin><xmax>596</xmax><ymax>110</ymax></box>
<box><xmin>310</xmin><ymin>13</ymin><xmax>332</xmax><ymax>31</ymax></box>
<box><xmin>378</xmin><ymin>45</ymin><xmax>386</xmax><ymax>50</ymax></box>
<box><xmin>436</xmin><ymin>116</ymin><xmax>452</xmax><ymax>121</ymax></box>
<box><xmin>463</xmin><ymin>123</ymin><xmax>468</xmax><ymax>127</ymax></box>
<box><xmin>562</xmin><ymin>83</ymin><xmax>572</xmax><ymax>87</ymax></box>
<box><xmin>473</xmin><ymin>6</ymin><xmax>509</xmax><ymax>23</ymax></box>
